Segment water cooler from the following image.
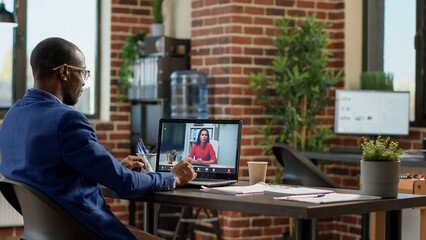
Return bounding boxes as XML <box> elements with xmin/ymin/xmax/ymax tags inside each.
<box><xmin>170</xmin><ymin>70</ymin><xmax>208</xmax><ymax>119</ymax></box>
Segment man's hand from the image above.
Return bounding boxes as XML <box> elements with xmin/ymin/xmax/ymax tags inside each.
<box><xmin>121</xmin><ymin>155</ymin><xmax>146</xmax><ymax>172</ymax></box>
<box><xmin>171</xmin><ymin>157</ymin><xmax>197</xmax><ymax>187</ymax></box>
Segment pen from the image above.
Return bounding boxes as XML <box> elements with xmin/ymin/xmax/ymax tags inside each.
<box><xmin>137</xmin><ymin>144</ymin><xmax>144</xmax><ymax>154</ymax></box>
<box><xmin>138</xmin><ymin>138</ymin><xmax>148</xmax><ymax>154</ymax></box>
<box><xmin>289</xmin><ymin>194</ymin><xmax>326</xmax><ymax>198</ymax></box>
<box><xmin>273</xmin><ymin>194</ymin><xmax>327</xmax><ymax>201</ymax></box>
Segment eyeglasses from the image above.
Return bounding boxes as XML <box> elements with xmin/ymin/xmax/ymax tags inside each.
<box><xmin>52</xmin><ymin>64</ymin><xmax>90</xmax><ymax>81</ymax></box>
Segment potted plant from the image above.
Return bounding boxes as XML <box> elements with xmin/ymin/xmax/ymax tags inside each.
<box><xmin>117</xmin><ymin>31</ymin><xmax>146</xmax><ymax>101</ymax></box>
<box><xmin>248</xmin><ymin>14</ymin><xmax>342</xmax><ymax>183</ymax></box>
<box><xmin>166</xmin><ymin>150</ymin><xmax>178</xmax><ymax>164</ymax></box>
<box><xmin>170</xmin><ymin>149</ymin><xmax>178</xmax><ymax>161</ymax></box>
<box><xmin>361</xmin><ymin>71</ymin><xmax>394</xmax><ymax>90</ymax></box>
<box><xmin>150</xmin><ymin>0</ymin><xmax>164</xmax><ymax>36</ymax></box>
<box><xmin>360</xmin><ymin>136</ymin><xmax>404</xmax><ymax>198</ymax></box>
<box><xmin>249</xmin><ymin>14</ymin><xmax>342</xmax><ymax>153</ymax></box>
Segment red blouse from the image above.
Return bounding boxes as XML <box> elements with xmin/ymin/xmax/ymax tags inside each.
<box><xmin>188</xmin><ymin>142</ymin><xmax>217</xmax><ymax>164</ymax></box>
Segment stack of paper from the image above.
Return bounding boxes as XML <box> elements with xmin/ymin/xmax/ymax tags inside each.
<box><xmin>200</xmin><ymin>182</ymin><xmax>271</xmax><ymax>195</ymax></box>
<box><xmin>200</xmin><ymin>183</ymin><xmax>333</xmax><ymax>196</ymax></box>
<box><xmin>274</xmin><ymin>193</ymin><xmax>381</xmax><ymax>204</ymax></box>
<box><xmin>199</xmin><ymin>183</ymin><xmax>382</xmax><ymax>204</ymax></box>
<box><xmin>264</xmin><ymin>186</ymin><xmax>334</xmax><ymax>196</ymax></box>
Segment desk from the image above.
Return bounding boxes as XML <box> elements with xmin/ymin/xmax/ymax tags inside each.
<box><xmin>301</xmin><ymin>151</ymin><xmax>426</xmax><ymax>239</ymax></box>
<box><xmin>102</xmin><ymin>183</ymin><xmax>426</xmax><ymax>240</ymax></box>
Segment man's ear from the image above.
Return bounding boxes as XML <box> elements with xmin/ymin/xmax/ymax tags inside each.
<box><xmin>59</xmin><ymin>65</ymin><xmax>69</xmax><ymax>81</ymax></box>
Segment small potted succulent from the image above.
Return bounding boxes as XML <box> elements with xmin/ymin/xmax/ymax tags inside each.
<box><xmin>360</xmin><ymin>136</ymin><xmax>404</xmax><ymax>198</ymax></box>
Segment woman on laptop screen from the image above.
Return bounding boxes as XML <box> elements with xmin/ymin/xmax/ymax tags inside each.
<box><xmin>188</xmin><ymin>128</ymin><xmax>217</xmax><ymax>165</ymax></box>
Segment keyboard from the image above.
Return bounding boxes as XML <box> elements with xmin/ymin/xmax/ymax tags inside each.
<box><xmin>188</xmin><ymin>179</ymin><xmax>238</xmax><ymax>187</ymax></box>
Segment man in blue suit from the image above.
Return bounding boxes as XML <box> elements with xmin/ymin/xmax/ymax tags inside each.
<box><xmin>0</xmin><ymin>37</ymin><xmax>197</xmax><ymax>239</ymax></box>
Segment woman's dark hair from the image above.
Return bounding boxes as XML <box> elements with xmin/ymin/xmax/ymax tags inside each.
<box><xmin>196</xmin><ymin>128</ymin><xmax>210</xmax><ymax>145</ymax></box>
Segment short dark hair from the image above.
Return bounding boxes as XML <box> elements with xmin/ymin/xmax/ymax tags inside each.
<box><xmin>30</xmin><ymin>37</ymin><xmax>80</xmax><ymax>80</ymax></box>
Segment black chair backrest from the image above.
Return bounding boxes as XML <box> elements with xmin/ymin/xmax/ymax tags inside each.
<box><xmin>0</xmin><ymin>177</ymin><xmax>22</xmax><ymax>214</ymax></box>
<box><xmin>272</xmin><ymin>143</ymin><xmax>340</xmax><ymax>188</ymax></box>
<box><xmin>0</xmin><ymin>177</ymin><xmax>102</xmax><ymax>240</ymax></box>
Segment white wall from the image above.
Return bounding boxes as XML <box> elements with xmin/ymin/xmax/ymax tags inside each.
<box><xmin>344</xmin><ymin>1</ymin><xmax>363</xmax><ymax>89</ymax></box>
<box><xmin>163</xmin><ymin>0</ymin><xmax>191</xmax><ymax>39</ymax></box>
<box><xmin>100</xmin><ymin>0</ymin><xmax>111</xmax><ymax>121</ymax></box>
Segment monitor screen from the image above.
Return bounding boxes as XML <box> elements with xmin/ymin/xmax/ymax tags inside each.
<box><xmin>334</xmin><ymin>90</ymin><xmax>410</xmax><ymax>136</ymax></box>
<box><xmin>156</xmin><ymin>119</ymin><xmax>242</xmax><ymax>178</ymax></box>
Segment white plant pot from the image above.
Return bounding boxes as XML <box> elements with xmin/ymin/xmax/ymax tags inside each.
<box><xmin>360</xmin><ymin>160</ymin><xmax>400</xmax><ymax>198</ymax></box>
<box><xmin>151</xmin><ymin>23</ymin><xmax>164</xmax><ymax>36</ymax></box>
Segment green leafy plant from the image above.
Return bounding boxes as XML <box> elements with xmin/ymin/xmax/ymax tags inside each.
<box><xmin>361</xmin><ymin>136</ymin><xmax>404</xmax><ymax>162</ymax></box>
<box><xmin>248</xmin><ymin>14</ymin><xmax>342</xmax><ymax>154</ymax></box>
<box><xmin>361</xmin><ymin>71</ymin><xmax>394</xmax><ymax>90</ymax></box>
<box><xmin>118</xmin><ymin>31</ymin><xmax>146</xmax><ymax>101</ymax></box>
<box><xmin>151</xmin><ymin>0</ymin><xmax>163</xmax><ymax>24</ymax></box>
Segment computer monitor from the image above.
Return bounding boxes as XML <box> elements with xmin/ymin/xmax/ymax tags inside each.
<box><xmin>334</xmin><ymin>90</ymin><xmax>410</xmax><ymax>136</ymax></box>
<box><xmin>156</xmin><ymin>119</ymin><xmax>242</xmax><ymax>178</ymax></box>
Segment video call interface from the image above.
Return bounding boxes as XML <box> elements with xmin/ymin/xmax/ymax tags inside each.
<box><xmin>157</xmin><ymin>122</ymin><xmax>240</xmax><ymax>175</ymax></box>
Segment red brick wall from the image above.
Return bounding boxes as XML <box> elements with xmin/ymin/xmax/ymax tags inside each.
<box><xmin>190</xmin><ymin>0</ymin><xmax>364</xmax><ymax>239</ymax></box>
<box><xmin>191</xmin><ymin>0</ymin><xmax>347</xmax><ymax>180</ymax></box>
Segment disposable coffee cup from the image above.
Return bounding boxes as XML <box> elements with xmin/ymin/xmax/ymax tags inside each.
<box><xmin>247</xmin><ymin>161</ymin><xmax>268</xmax><ymax>185</ymax></box>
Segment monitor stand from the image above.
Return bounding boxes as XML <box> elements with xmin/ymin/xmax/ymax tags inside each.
<box><xmin>330</xmin><ymin>135</ymin><xmax>382</xmax><ymax>155</ymax></box>
<box><xmin>330</xmin><ymin>147</ymin><xmax>363</xmax><ymax>154</ymax></box>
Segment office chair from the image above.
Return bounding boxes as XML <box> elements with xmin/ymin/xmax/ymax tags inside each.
<box><xmin>272</xmin><ymin>143</ymin><xmax>340</xmax><ymax>188</ymax></box>
<box><xmin>0</xmin><ymin>177</ymin><xmax>102</xmax><ymax>240</ymax></box>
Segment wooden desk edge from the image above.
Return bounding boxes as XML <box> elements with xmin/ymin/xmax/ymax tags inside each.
<box><xmin>101</xmin><ymin>186</ymin><xmax>426</xmax><ymax>220</ymax></box>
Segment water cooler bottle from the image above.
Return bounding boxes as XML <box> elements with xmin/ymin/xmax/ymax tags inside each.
<box><xmin>170</xmin><ymin>70</ymin><xmax>208</xmax><ymax>119</ymax></box>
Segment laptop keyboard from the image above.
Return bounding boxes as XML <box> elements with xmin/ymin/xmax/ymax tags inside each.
<box><xmin>192</xmin><ymin>178</ymin><xmax>223</xmax><ymax>182</ymax></box>
<box><xmin>189</xmin><ymin>179</ymin><xmax>237</xmax><ymax>187</ymax></box>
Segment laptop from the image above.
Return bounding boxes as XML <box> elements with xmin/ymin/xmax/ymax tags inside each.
<box><xmin>156</xmin><ymin>118</ymin><xmax>242</xmax><ymax>187</ymax></box>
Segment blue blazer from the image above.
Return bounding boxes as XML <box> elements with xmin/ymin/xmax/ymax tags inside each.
<box><xmin>0</xmin><ymin>89</ymin><xmax>175</xmax><ymax>239</ymax></box>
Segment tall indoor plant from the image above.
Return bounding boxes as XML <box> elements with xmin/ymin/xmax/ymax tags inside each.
<box><xmin>360</xmin><ymin>136</ymin><xmax>404</xmax><ymax>198</ymax></box>
<box><xmin>249</xmin><ymin>14</ymin><xmax>342</xmax><ymax>154</ymax></box>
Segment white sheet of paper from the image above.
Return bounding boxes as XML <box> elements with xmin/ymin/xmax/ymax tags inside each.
<box><xmin>274</xmin><ymin>193</ymin><xmax>381</xmax><ymax>204</ymax></box>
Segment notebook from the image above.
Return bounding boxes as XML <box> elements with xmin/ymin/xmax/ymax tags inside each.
<box><xmin>156</xmin><ymin>118</ymin><xmax>243</xmax><ymax>187</ymax></box>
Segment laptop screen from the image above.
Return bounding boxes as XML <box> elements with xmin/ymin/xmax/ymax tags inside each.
<box><xmin>156</xmin><ymin>119</ymin><xmax>242</xmax><ymax>180</ymax></box>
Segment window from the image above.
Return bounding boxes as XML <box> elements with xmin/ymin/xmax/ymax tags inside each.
<box><xmin>0</xmin><ymin>0</ymin><xmax>100</xmax><ymax>117</ymax></box>
<box><xmin>383</xmin><ymin>1</ymin><xmax>416</xmax><ymax>121</ymax></box>
<box><xmin>414</xmin><ymin>0</ymin><xmax>426</xmax><ymax>126</ymax></box>
<box><xmin>0</xmin><ymin>0</ymin><xmax>15</xmax><ymax>108</ymax></box>
<box><xmin>363</xmin><ymin>0</ymin><xmax>426</xmax><ymax>126</ymax></box>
